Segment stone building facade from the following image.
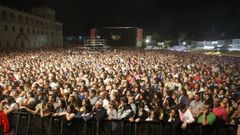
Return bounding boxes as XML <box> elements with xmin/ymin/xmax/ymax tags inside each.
<box><xmin>0</xmin><ymin>5</ymin><xmax>63</xmax><ymax>49</ymax></box>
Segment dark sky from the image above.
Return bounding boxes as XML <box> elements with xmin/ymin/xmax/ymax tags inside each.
<box><xmin>1</xmin><ymin>0</ymin><xmax>240</xmax><ymax>38</ymax></box>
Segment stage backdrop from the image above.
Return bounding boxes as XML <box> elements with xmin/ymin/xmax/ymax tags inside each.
<box><xmin>91</xmin><ymin>27</ymin><xmax>143</xmax><ymax>48</ymax></box>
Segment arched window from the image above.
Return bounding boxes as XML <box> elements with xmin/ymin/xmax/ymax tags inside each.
<box><xmin>20</xmin><ymin>27</ymin><xmax>24</xmax><ymax>33</ymax></box>
<box><xmin>40</xmin><ymin>20</ymin><xmax>43</xmax><ymax>25</ymax></box>
<box><xmin>25</xmin><ymin>16</ymin><xmax>29</xmax><ymax>23</ymax></box>
<box><xmin>36</xmin><ymin>19</ymin><xmax>39</xmax><ymax>25</ymax></box>
<box><xmin>32</xmin><ymin>29</ymin><xmax>35</xmax><ymax>34</ymax></box>
<box><xmin>9</xmin><ymin>12</ymin><xmax>15</xmax><ymax>20</ymax></box>
<box><xmin>31</xmin><ymin>18</ymin><xmax>34</xmax><ymax>24</ymax></box>
<box><xmin>18</xmin><ymin>15</ymin><xmax>23</xmax><ymax>22</ymax></box>
<box><xmin>1</xmin><ymin>10</ymin><xmax>7</xmax><ymax>19</ymax></box>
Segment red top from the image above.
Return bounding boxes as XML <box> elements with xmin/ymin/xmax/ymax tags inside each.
<box><xmin>0</xmin><ymin>111</ymin><xmax>10</xmax><ymax>133</ymax></box>
<box><xmin>213</xmin><ymin>106</ymin><xmax>228</xmax><ymax>122</ymax></box>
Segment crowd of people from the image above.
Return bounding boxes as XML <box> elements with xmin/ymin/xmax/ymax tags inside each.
<box><xmin>0</xmin><ymin>49</ymin><xmax>239</xmax><ymax>134</ymax></box>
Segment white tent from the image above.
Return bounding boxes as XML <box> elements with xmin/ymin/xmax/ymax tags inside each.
<box><xmin>170</xmin><ymin>45</ymin><xmax>189</xmax><ymax>52</ymax></box>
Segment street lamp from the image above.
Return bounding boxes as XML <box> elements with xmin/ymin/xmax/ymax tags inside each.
<box><xmin>145</xmin><ymin>39</ymin><xmax>150</xmax><ymax>47</ymax></box>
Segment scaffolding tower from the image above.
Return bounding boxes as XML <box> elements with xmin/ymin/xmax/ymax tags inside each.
<box><xmin>83</xmin><ymin>39</ymin><xmax>109</xmax><ymax>51</ymax></box>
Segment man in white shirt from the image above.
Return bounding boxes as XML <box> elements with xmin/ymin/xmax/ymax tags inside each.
<box><xmin>99</xmin><ymin>91</ymin><xmax>109</xmax><ymax>110</ymax></box>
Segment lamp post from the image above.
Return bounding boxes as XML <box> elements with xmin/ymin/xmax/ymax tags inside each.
<box><xmin>183</xmin><ymin>42</ymin><xmax>186</xmax><ymax>46</ymax></box>
<box><xmin>145</xmin><ymin>39</ymin><xmax>150</xmax><ymax>48</ymax></box>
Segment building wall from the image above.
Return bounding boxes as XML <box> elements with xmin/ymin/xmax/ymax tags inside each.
<box><xmin>0</xmin><ymin>5</ymin><xmax>63</xmax><ymax>49</ymax></box>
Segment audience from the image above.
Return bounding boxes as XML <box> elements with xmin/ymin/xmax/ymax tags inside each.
<box><xmin>0</xmin><ymin>48</ymin><xmax>239</xmax><ymax>130</ymax></box>
<box><xmin>197</xmin><ymin>102</ymin><xmax>216</xmax><ymax>125</ymax></box>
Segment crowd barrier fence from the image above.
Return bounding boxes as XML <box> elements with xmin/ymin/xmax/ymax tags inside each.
<box><xmin>2</xmin><ymin>111</ymin><xmax>237</xmax><ymax>135</ymax></box>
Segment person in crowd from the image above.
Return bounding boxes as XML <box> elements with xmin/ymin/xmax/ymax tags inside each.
<box><xmin>178</xmin><ymin>88</ymin><xmax>190</xmax><ymax>107</ymax></box>
<box><xmin>117</xmin><ymin>97</ymin><xmax>133</xmax><ymax>120</ymax></box>
<box><xmin>229</xmin><ymin>103</ymin><xmax>240</xmax><ymax>125</ymax></box>
<box><xmin>107</xmin><ymin>101</ymin><xmax>117</xmax><ymax>120</ymax></box>
<box><xmin>167</xmin><ymin>108</ymin><xmax>181</xmax><ymax>128</ymax></box>
<box><xmin>178</xmin><ymin>103</ymin><xmax>195</xmax><ymax>129</ymax></box>
<box><xmin>89</xmin><ymin>89</ymin><xmax>99</xmax><ymax>106</ymax></box>
<box><xmin>99</xmin><ymin>91</ymin><xmax>109</xmax><ymax>110</ymax></box>
<box><xmin>197</xmin><ymin>102</ymin><xmax>216</xmax><ymax>125</ymax></box>
<box><xmin>128</xmin><ymin>96</ymin><xmax>137</xmax><ymax>116</ymax></box>
<box><xmin>53</xmin><ymin>99</ymin><xmax>67</xmax><ymax>116</ymax></box>
<box><xmin>0</xmin><ymin>96</ymin><xmax>18</xmax><ymax>135</ymax></box>
<box><xmin>76</xmin><ymin>98</ymin><xmax>92</xmax><ymax>121</ymax></box>
<box><xmin>92</xmin><ymin>100</ymin><xmax>108</xmax><ymax>122</ymax></box>
<box><xmin>23</xmin><ymin>92</ymin><xmax>38</xmax><ymax>110</ymax></box>
<box><xmin>163</xmin><ymin>90</ymin><xmax>176</xmax><ymax>111</ymax></box>
<box><xmin>213</xmin><ymin>98</ymin><xmax>228</xmax><ymax>124</ymax></box>
<box><xmin>65</xmin><ymin>105</ymin><xmax>76</xmax><ymax>122</ymax></box>
<box><xmin>189</xmin><ymin>93</ymin><xmax>204</xmax><ymax>119</ymax></box>
<box><xmin>129</xmin><ymin>102</ymin><xmax>148</xmax><ymax>122</ymax></box>
<box><xmin>146</xmin><ymin>109</ymin><xmax>159</xmax><ymax>121</ymax></box>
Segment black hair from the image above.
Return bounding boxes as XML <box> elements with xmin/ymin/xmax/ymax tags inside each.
<box><xmin>120</xmin><ymin>97</ymin><xmax>128</xmax><ymax>104</ymax></box>
<box><xmin>90</xmin><ymin>89</ymin><xmax>96</xmax><ymax>94</ymax></box>
<box><xmin>138</xmin><ymin>102</ymin><xmax>145</xmax><ymax>108</ymax></box>
<box><xmin>178</xmin><ymin>103</ymin><xmax>186</xmax><ymax>110</ymax></box>
<box><xmin>46</xmin><ymin>103</ymin><xmax>55</xmax><ymax>113</ymax></box>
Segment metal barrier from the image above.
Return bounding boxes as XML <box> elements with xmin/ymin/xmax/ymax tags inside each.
<box><xmin>5</xmin><ymin>111</ymin><xmax>238</xmax><ymax>135</ymax></box>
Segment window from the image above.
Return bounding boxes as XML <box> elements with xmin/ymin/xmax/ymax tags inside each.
<box><xmin>36</xmin><ymin>19</ymin><xmax>39</xmax><ymax>25</ymax></box>
<box><xmin>9</xmin><ymin>12</ymin><xmax>15</xmax><ymax>20</ymax></box>
<box><xmin>6</xmin><ymin>41</ymin><xmax>10</xmax><ymax>46</ymax></box>
<box><xmin>41</xmin><ymin>30</ymin><xmax>44</xmax><ymax>35</ymax></box>
<box><xmin>1</xmin><ymin>11</ymin><xmax>7</xmax><ymax>19</ymax></box>
<box><xmin>25</xmin><ymin>17</ymin><xmax>29</xmax><ymax>23</ymax></box>
<box><xmin>4</xmin><ymin>25</ymin><xmax>8</xmax><ymax>31</ymax></box>
<box><xmin>12</xmin><ymin>26</ymin><xmax>15</xmax><ymax>32</ymax></box>
<box><xmin>40</xmin><ymin>20</ymin><xmax>43</xmax><ymax>25</ymax></box>
<box><xmin>27</xmin><ymin>28</ymin><xmax>30</xmax><ymax>33</ymax></box>
<box><xmin>18</xmin><ymin>15</ymin><xmax>23</xmax><ymax>22</ymax></box>
<box><xmin>31</xmin><ymin>18</ymin><xmax>34</xmax><ymax>24</ymax></box>
<box><xmin>20</xmin><ymin>27</ymin><xmax>23</xmax><ymax>33</ymax></box>
<box><xmin>32</xmin><ymin>29</ymin><xmax>35</xmax><ymax>34</ymax></box>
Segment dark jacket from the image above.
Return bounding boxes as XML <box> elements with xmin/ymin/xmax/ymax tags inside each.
<box><xmin>92</xmin><ymin>107</ymin><xmax>107</xmax><ymax>122</ymax></box>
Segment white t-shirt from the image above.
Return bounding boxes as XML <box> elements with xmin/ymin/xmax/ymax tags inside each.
<box><xmin>179</xmin><ymin>109</ymin><xmax>195</xmax><ymax>123</ymax></box>
<box><xmin>107</xmin><ymin>109</ymin><xmax>117</xmax><ymax>120</ymax></box>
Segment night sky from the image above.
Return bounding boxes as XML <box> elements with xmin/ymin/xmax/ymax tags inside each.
<box><xmin>1</xmin><ymin>0</ymin><xmax>240</xmax><ymax>38</ymax></box>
